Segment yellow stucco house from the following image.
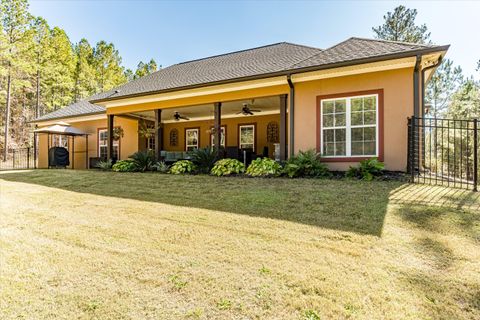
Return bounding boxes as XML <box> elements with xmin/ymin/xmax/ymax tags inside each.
<box><xmin>33</xmin><ymin>37</ymin><xmax>448</xmax><ymax>171</ymax></box>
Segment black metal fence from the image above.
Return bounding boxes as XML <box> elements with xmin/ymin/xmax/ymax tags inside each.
<box><xmin>408</xmin><ymin>117</ymin><xmax>478</xmax><ymax>191</ymax></box>
<box><xmin>0</xmin><ymin>148</ymin><xmax>37</xmax><ymax>171</ymax></box>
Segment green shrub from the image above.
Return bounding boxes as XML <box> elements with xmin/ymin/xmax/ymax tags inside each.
<box><xmin>189</xmin><ymin>147</ymin><xmax>218</xmax><ymax>173</ymax></box>
<box><xmin>211</xmin><ymin>158</ymin><xmax>245</xmax><ymax>176</ymax></box>
<box><xmin>283</xmin><ymin>149</ymin><xmax>330</xmax><ymax>178</ymax></box>
<box><xmin>169</xmin><ymin>160</ymin><xmax>196</xmax><ymax>175</ymax></box>
<box><xmin>153</xmin><ymin>161</ymin><xmax>170</xmax><ymax>173</ymax></box>
<box><xmin>129</xmin><ymin>150</ymin><xmax>155</xmax><ymax>172</ymax></box>
<box><xmin>246</xmin><ymin>157</ymin><xmax>282</xmax><ymax>177</ymax></box>
<box><xmin>346</xmin><ymin>158</ymin><xmax>385</xmax><ymax>181</ymax></box>
<box><xmin>112</xmin><ymin>160</ymin><xmax>137</xmax><ymax>172</ymax></box>
<box><xmin>97</xmin><ymin>159</ymin><xmax>112</xmax><ymax>171</ymax></box>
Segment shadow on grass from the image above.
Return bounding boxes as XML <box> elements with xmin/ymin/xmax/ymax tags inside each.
<box><xmin>400</xmin><ymin>270</ymin><xmax>480</xmax><ymax>319</ymax></box>
<box><xmin>0</xmin><ymin>170</ymin><xmax>402</xmax><ymax>236</ymax></box>
<box><xmin>389</xmin><ymin>184</ymin><xmax>480</xmax><ymax>240</ymax></box>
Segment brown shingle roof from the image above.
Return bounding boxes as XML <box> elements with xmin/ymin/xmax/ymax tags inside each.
<box><xmin>34</xmin><ymin>93</ymin><xmax>105</xmax><ymax>122</ymax></box>
<box><xmin>291</xmin><ymin>37</ymin><xmax>438</xmax><ymax>68</ymax></box>
<box><xmin>92</xmin><ymin>38</ymin><xmax>446</xmax><ymax>103</ymax></box>
<box><xmin>35</xmin><ymin>37</ymin><xmax>448</xmax><ymax>122</ymax></box>
<box><xmin>91</xmin><ymin>42</ymin><xmax>322</xmax><ymax>101</ymax></box>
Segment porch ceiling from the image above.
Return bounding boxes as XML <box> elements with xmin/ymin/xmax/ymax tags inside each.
<box><xmin>129</xmin><ymin>95</ymin><xmax>281</xmax><ymax>123</ymax></box>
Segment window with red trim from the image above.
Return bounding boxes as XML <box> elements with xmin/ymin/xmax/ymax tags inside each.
<box><xmin>320</xmin><ymin>94</ymin><xmax>378</xmax><ymax>158</ymax></box>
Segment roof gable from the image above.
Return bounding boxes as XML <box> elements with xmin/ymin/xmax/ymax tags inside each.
<box><xmin>292</xmin><ymin>37</ymin><xmax>437</xmax><ymax>69</ymax></box>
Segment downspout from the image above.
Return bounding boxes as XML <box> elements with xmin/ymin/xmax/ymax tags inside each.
<box><xmin>287</xmin><ymin>75</ymin><xmax>295</xmax><ymax>157</ymax></box>
<box><xmin>413</xmin><ymin>55</ymin><xmax>422</xmax><ymax>118</ymax></box>
<box><xmin>421</xmin><ymin>56</ymin><xmax>443</xmax><ymax>117</ymax></box>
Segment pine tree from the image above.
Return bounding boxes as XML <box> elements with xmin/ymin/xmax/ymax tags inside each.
<box><xmin>0</xmin><ymin>0</ymin><xmax>33</xmax><ymax>159</ymax></box>
<box><xmin>133</xmin><ymin>58</ymin><xmax>158</xmax><ymax>79</ymax></box>
<box><xmin>42</xmin><ymin>27</ymin><xmax>75</xmax><ymax>112</ymax></box>
<box><xmin>372</xmin><ymin>5</ymin><xmax>431</xmax><ymax>44</ymax></box>
<box><xmin>93</xmin><ymin>40</ymin><xmax>127</xmax><ymax>92</ymax></box>
<box><xmin>426</xmin><ymin>59</ymin><xmax>463</xmax><ymax>117</ymax></box>
<box><xmin>447</xmin><ymin>80</ymin><xmax>480</xmax><ymax>119</ymax></box>
<box><xmin>31</xmin><ymin>16</ymin><xmax>52</xmax><ymax>117</ymax></box>
<box><xmin>73</xmin><ymin>38</ymin><xmax>96</xmax><ymax>101</ymax></box>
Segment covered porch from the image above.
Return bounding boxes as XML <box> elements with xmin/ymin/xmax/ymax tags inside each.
<box><xmin>107</xmin><ymin>94</ymin><xmax>289</xmax><ymax>164</ymax></box>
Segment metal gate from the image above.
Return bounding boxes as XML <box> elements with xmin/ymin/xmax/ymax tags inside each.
<box><xmin>408</xmin><ymin>117</ymin><xmax>478</xmax><ymax>191</ymax></box>
<box><xmin>0</xmin><ymin>148</ymin><xmax>37</xmax><ymax>171</ymax></box>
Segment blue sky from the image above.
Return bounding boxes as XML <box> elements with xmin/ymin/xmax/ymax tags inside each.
<box><xmin>30</xmin><ymin>0</ymin><xmax>479</xmax><ymax>79</ymax></box>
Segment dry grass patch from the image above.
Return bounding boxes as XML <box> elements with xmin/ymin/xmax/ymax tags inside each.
<box><xmin>0</xmin><ymin>170</ymin><xmax>479</xmax><ymax>319</ymax></box>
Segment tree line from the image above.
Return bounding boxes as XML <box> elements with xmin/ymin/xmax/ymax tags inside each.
<box><xmin>374</xmin><ymin>6</ymin><xmax>480</xmax><ymax>182</ymax></box>
<box><xmin>373</xmin><ymin>5</ymin><xmax>480</xmax><ymax>120</ymax></box>
<box><xmin>0</xmin><ymin>0</ymin><xmax>158</xmax><ymax>156</ymax></box>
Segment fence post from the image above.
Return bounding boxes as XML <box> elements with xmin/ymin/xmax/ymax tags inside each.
<box><xmin>409</xmin><ymin>117</ymin><xmax>416</xmax><ymax>182</ymax></box>
<box><xmin>12</xmin><ymin>149</ymin><xmax>15</xmax><ymax>169</ymax></box>
<box><xmin>27</xmin><ymin>147</ymin><xmax>30</xmax><ymax>169</ymax></box>
<box><xmin>474</xmin><ymin>118</ymin><xmax>478</xmax><ymax>192</ymax></box>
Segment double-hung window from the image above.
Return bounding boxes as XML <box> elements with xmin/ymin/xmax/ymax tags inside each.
<box><xmin>239</xmin><ymin>124</ymin><xmax>255</xmax><ymax>150</ymax></box>
<box><xmin>147</xmin><ymin>137</ymin><xmax>155</xmax><ymax>151</ymax></box>
<box><xmin>210</xmin><ymin>126</ymin><xmax>226</xmax><ymax>148</ymax></box>
<box><xmin>321</xmin><ymin>94</ymin><xmax>378</xmax><ymax>158</ymax></box>
<box><xmin>185</xmin><ymin>128</ymin><xmax>199</xmax><ymax>151</ymax></box>
<box><xmin>98</xmin><ymin>129</ymin><xmax>119</xmax><ymax>159</ymax></box>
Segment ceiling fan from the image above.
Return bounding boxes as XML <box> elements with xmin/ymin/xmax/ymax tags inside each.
<box><xmin>237</xmin><ymin>102</ymin><xmax>261</xmax><ymax>116</ymax></box>
<box><xmin>173</xmin><ymin>111</ymin><xmax>189</xmax><ymax>121</ymax></box>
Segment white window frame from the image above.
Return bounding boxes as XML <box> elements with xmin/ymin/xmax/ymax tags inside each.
<box><xmin>185</xmin><ymin>128</ymin><xmax>199</xmax><ymax>151</ymax></box>
<box><xmin>210</xmin><ymin>126</ymin><xmax>226</xmax><ymax>148</ymax></box>
<box><xmin>320</xmin><ymin>94</ymin><xmax>379</xmax><ymax>158</ymax></box>
<box><xmin>147</xmin><ymin>137</ymin><xmax>155</xmax><ymax>151</ymax></box>
<box><xmin>98</xmin><ymin>129</ymin><xmax>119</xmax><ymax>159</ymax></box>
<box><xmin>239</xmin><ymin>124</ymin><xmax>255</xmax><ymax>150</ymax></box>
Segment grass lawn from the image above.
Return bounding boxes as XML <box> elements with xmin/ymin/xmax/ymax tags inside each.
<box><xmin>0</xmin><ymin>170</ymin><xmax>479</xmax><ymax>319</ymax></box>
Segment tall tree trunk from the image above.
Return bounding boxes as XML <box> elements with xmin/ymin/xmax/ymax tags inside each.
<box><xmin>36</xmin><ymin>69</ymin><xmax>40</xmax><ymax>118</ymax></box>
<box><xmin>3</xmin><ymin>71</ymin><xmax>12</xmax><ymax>161</ymax></box>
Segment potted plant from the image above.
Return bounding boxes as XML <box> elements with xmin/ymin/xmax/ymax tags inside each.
<box><xmin>138</xmin><ymin>120</ymin><xmax>155</xmax><ymax>139</ymax></box>
<box><xmin>112</xmin><ymin>127</ymin><xmax>124</xmax><ymax>141</ymax></box>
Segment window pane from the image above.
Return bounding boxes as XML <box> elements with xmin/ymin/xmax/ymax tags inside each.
<box><xmin>351</xmin><ymin>112</ymin><xmax>363</xmax><ymax>126</ymax></box>
<box><xmin>335</xmin><ymin>113</ymin><xmax>346</xmax><ymax>126</ymax></box>
<box><xmin>323</xmin><ymin>114</ymin><xmax>334</xmax><ymax>127</ymax></box>
<box><xmin>335</xmin><ymin>129</ymin><xmax>346</xmax><ymax>142</ymax></box>
<box><xmin>100</xmin><ymin>146</ymin><xmax>107</xmax><ymax>158</ymax></box>
<box><xmin>324</xmin><ymin>142</ymin><xmax>334</xmax><ymax>156</ymax></box>
<box><xmin>364</xmin><ymin>111</ymin><xmax>376</xmax><ymax>125</ymax></box>
<box><xmin>351</xmin><ymin>128</ymin><xmax>363</xmax><ymax>141</ymax></box>
<box><xmin>351</xmin><ymin>142</ymin><xmax>363</xmax><ymax>156</ymax></box>
<box><xmin>364</xmin><ymin>127</ymin><xmax>376</xmax><ymax>141</ymax></box>
<box><xmin>323</xmin><ymin>101</ymin><xmax>334</xmax><ymax>114</ymax></box>
<box><xmin>364</xmin><ymin>142</ymin><xmax>376</xmax><ymax>155</ymax></box>
<box><xmin>335</xmin><ymin>142</ymin><xmax>346</xmax><ymax>156</ymax></box>
<box><xmin>186</xmin><ymin>130</ymin><xmax>198</xmax><ymax>147</ymax></box>
<box><xmin>324</xmin><ymin>129</ymin><xmax>334</xmax><ymax>142</ymax></box>
<box><xmin>240</xmin><ymin>126</ymin><xmax>254</xmax><ymax>148</ymax></box>
<box><xmin>334</xmin><ymin>100</ymin><xmax>346</xmax><ymax>113</ymax></box>
<box><xmin>351</xmin><ymin>98</ymin><xmax>363</xmax><ymax>112</ymax></box>
<box><xmin>364</xmin><ymin>96</ymin><xmax>376</xmax><ymax>110</ymax></box>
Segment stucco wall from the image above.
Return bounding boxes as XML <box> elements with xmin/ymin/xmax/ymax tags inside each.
<box><xmin>37</xmin><ymin>117</ymin><xmax>139</xmax><ymax>169</ymax></box>
<box><xmin>294</xmin><ymin>67</ymin><xmax>414</xmax><ymax>171</ymax></box>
